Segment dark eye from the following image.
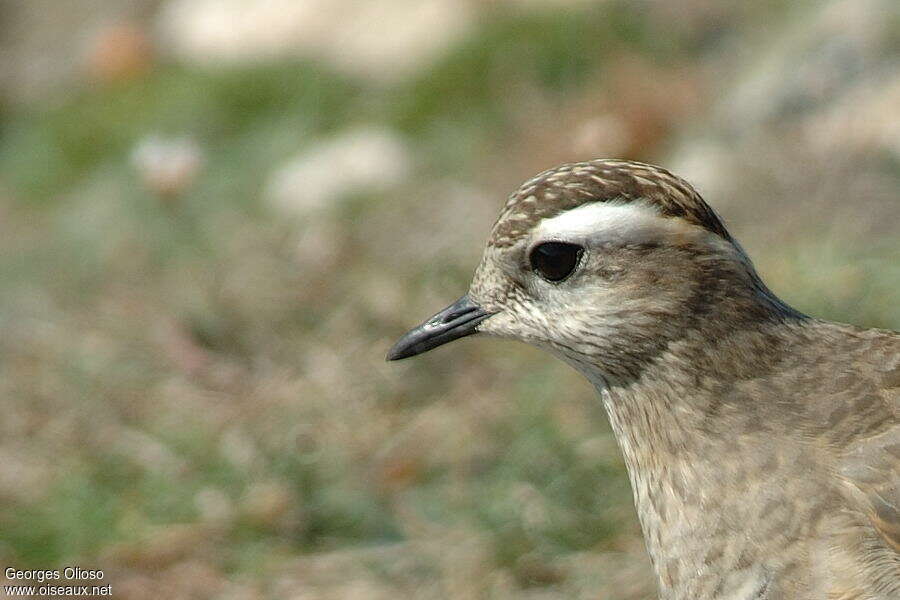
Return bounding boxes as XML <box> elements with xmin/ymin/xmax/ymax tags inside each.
<box><xmin>529</xmin><ymin>242</ymin><xmax>583</xmax><ymax>282</ymax></box>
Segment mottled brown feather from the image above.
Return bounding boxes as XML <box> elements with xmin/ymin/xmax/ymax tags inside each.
<box><xmin>448</xmin><ymin>159</ymin><xmax>900</xmax><ymax>598</ymax></box>
<box><xmin>490</xmin><ymin>159</ymin><xmax>734</xmax><ymax>247</ymax></box>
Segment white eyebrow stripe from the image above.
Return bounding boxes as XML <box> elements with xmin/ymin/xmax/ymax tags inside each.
<box><xmin>533</xmin><ymin>201</ymin><xmax>697</xmax><ymax>245</ymax></box>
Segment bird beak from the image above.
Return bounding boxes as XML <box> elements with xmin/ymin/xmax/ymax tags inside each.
<box><xmin>386</xmin><ymin>294</ymin><xmax>494</xmax><ymax>361</ymax></box>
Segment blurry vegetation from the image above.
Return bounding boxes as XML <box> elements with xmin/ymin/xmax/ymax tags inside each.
<box><xmin>0</xmin><ymin>1</ymin><xmax>897</xmax><ymax>598</ymax></box>
<box><xmin>389</xmin><ymin>4</ymin><xmax>676</xmax><ymax>132</ymax></box>
<box><xmin>0</xmin><ymin>62</ymin><xmax>360</xmax><ymax>205</ymax></box>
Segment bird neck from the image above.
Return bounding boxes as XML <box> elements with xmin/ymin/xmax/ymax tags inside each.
<box><xmin>584</xmin><ymin>315</ymin><xmax>816</xmax><ymax>598</ymax></box>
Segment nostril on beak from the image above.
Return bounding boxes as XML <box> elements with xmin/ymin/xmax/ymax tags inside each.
<box><xmin>440</xmin><ymin>304</ymin><xmax>477</xmax><ymax>324</ymax></box>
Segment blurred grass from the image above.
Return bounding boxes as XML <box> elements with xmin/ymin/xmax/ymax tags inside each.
<box><xmin>0</xmin><ymin>62</ymin><xmax>360</xmax><ymax>206</ymax></box>
<box><xmin>0</xmin><ymin>2</ymin><xmax>896</xmax><ymax>598</ymax></box>
<box><xmin>389</xmin><ymin>4</ymin><xmax>679</xmax><ymax>132</ymax></box>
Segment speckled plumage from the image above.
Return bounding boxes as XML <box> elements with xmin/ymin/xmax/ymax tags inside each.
<box><xmin>399</xmin><ymin>159</ymin><xmax>900</xmax><ymax>598</ymax></box>
<box><xmin>490</xmin><ymin>159</ymin><xmax>734</xmax><ymax>247</ymax></box>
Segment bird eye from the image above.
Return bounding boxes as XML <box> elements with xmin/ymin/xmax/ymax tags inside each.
<box><xmin>529</xmin><ymin>242</ymin><xmax>583</xmax><ymax>282</ymax></box>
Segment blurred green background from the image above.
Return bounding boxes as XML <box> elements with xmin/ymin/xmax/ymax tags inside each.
<box><xmin>0</xmin><ymin>1</ymin><xmax>897</xmax><ymax>598</ymax></box>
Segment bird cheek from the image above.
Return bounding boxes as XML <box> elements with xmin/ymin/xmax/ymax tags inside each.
<box><xmin>476</xmin><ymin>311</ymin><xmax>521</xmax><ymax>339</ymax></box>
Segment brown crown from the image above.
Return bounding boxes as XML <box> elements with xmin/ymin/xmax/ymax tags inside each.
<box><xmin>489</xmin><ymin>159</ymin><xmax>733</xmax><ymax>247</ymax></box>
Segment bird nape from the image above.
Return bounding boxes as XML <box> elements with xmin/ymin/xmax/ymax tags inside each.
<box><xmin>388</xmin><ymin>159</ymin><xmax>900</xmax><ymax>600</ymax></box>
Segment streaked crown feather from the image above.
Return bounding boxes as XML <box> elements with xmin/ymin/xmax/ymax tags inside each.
<box><xmin>490</xmin><ymin>159</ymin><xmax>733</xmax><ymax>247</ymax></box>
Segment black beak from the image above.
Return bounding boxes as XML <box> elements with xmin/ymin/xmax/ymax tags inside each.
<box><xmin>386</xmin><ymin>294</ymin><xmax>494</xmax><ymax>361</ymax></box>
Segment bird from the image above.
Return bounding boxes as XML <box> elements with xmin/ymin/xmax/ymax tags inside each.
<box><xmin>387</xmin><ymin>159</ymin><xmax>900</xmax><ymax>599</ymax></box>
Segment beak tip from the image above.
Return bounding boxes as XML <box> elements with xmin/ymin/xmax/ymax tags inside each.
<box><xmin>385</xmin><ymin>331</ymin><xmax>418</xmax><ymax>361</ymax></box>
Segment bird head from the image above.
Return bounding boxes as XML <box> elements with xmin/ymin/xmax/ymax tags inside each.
<box><xmin>388</xmin><ymin>159</ymin><xmax>792</xmax><ymax>384</ymax></box>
